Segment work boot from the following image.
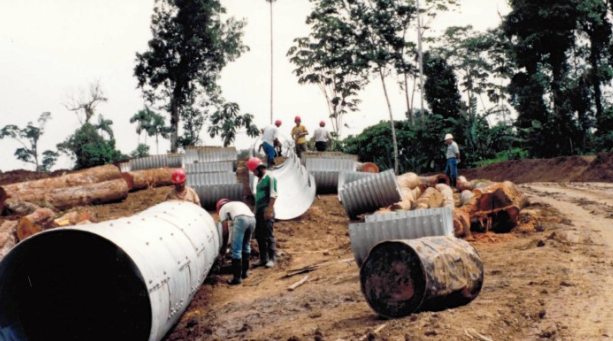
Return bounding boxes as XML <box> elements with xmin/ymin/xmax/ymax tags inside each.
<box><xmin>227</xmin><ymin>259</ymin><xmax>242</xmax><ymax>285</ymax></box>
<box><xmin>241</xmin><ymin>252</ymin><xmax>250</xmax><ymax>279</ymax></box>
<box><xmin>252</xmin><ymin>243</ymin><xmax>268</xmax><ymax>267</ymax></box>
<box><xmin>265</xmin><ymin>243</ymin><xmax>276</xmax><ymax>268</ymax></box>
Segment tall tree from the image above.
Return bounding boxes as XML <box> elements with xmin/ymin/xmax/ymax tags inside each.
<box><xmin>504</xmin><ymin>0</ymin><xmax>580</xmax><ymax>157</ymax></box>
<box><xmin>0</xmin><ymin>112</ymin><xmax>58</xmax><ymax>172</ymax></box>
<box><xmin>288</xmin><ymin>0</ymin><xmax>368</xmax><ymax>138</ymax></box>
<box><xmin>422</xmin><ymin>52</ymin><xmax>462</xmax><ymax>121</ymax></box>
<box><xmin>266</xmin><ymin>0</ymin><xmax>278</xmax><ymax>124</ymax></box>
<box><xmin>135</xmin><ymin>0</ymin><xmax>248</xmax><ymax>152</ymax></box>
<box><xmin>64</xmin><ymin>81</ymin><xmax>108</xmax><ymax>125</ymax></box>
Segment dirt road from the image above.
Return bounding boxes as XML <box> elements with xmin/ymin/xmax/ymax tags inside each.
<box><xmin>521</xmin><ymin>183</ymin><xmax>613</xmax><ymax>341</ymax></box>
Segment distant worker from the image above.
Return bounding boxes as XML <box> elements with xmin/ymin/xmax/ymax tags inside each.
<box><xmin>216</xmin><ymin>199</ymin><xmax>256</xmax><ymax>285</ymax></box>
<box><xmin>246</xmin><ymin>157</ymin><xmax>278</xmax><ymax>268</ymax></box>
<box><xmin>165</xmin><ymin>169</ymin><xmax>201</xmax><ymax>205</ymax></box>
<box><xmin>444</xmin><ymin>133</ymin><xmax>461</xmax><ymax>188</ymax></box>
<box><xmin>261</xmin><ymin>120</ymin><xmax>282</xmax><ymax>168</ymax></box>
<box><xmin>291</xmin><ymin>116</ymin><xmax>309</xmax><ymax>158</ymax></box>
<box><xmin>312</xmin><ymin>120</ymin><xmax>333</xmax><ymax>152</ymax></box>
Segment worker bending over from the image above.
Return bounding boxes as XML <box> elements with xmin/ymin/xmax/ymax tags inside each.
<box><xmin>165</xmin><ymin>169</ymin><xmax>201</xmax><ymax>206</ymax></box>
<box><xmin>312</xmin><ymin>121</ymin><xmax>333</xmax><ymax>151</ymax></box>
<box><xmin>247</xmin><ymin>157</ymin><xmax>278</xmax><ymax>268</ymax></box>
<box><xmin>262</xmin><ymin>120</ymin><xmax>282</xmax><ymax>168</ymax></box>
<box><xmin>291</xmin><ymin>116</ymin><xmax>309</xmax><ymax>158</ymax></box>
<box><xmin>216</xmin><ymin>199</ymin><xmax>256</xmax><ymax>285</ymax></box>
<box><xmin>444</xmin><ymin>133</ymin><xmax>461</xmax><ymax>188</ymax></box>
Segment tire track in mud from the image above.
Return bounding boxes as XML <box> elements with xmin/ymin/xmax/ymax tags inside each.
<box><xmin>523</xmin><ymin>183</ymin><xmax>613</xmax><ymax>340</ymax></box>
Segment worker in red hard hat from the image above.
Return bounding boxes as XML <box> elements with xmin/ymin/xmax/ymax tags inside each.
<box><xmin>246</xmin><ymin>157</ymin><xmax>278</xmax><ymax>268</ymax></box>
<box><xmin>261</xmin><ymin>120</ymin><xmax>282</xmax><ymax>168</ymax></box>
<box><xmin>291</xmin><ymin>116</ymin><xmax>309</xmax><ymax>159</ymax></box>
<box><xmin>165</xmin><ymin>169</ymin><xmax>201</xmax><ymax>206</ymax></box>
<box><xmin>216</xmin><ymin>198</ymin><xmax>256</xmax><ymax>285</ymax></box>
<box><xmin>311</xmin><ymin>120</ymin><xmax>333</xmax><ymax>152</ymax></box>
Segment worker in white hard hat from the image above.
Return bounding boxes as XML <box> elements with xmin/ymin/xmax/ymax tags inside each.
<box><xmin>444</xmin><ymin>133</ymin><xmax>461</xmax><ymax>188</ymax></box>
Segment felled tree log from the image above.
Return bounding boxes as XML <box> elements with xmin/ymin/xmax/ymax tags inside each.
<box><xmin>8</xmin><ymin>179</ymin><xmax>129</xmax><ymax>211</ymax></box>
<box><xmin>360</xmin><ymin>236</ymin><xmax>484</xmax><ymax>318</ymax></box>
<box><xmin>3</xmin><ymin>200</ymin><xmax>41</xmax><ymax>216</ymax></box>
<box><xmin>0</xmin><ymin>188</ymin><xmax>6</xmax><ymax>214</ymax></box>
<box><xmin>0</xmin><ymin>220</ymin><xmax>18</xmax><ymax>260</ymax></box>
<box><xmin>419</xmin><ymin>174</ymin><xmax>450</xmax><ymax>188</ymax></box>
<box><xmin>126</xmin><ymin>167</ymin><xmax>178</xmax><ymax>191</ymax></box>
<box><xmin>54</xmin><ymin>210</ymin><xmax>95</xmax><ymax>227</ymax></box>
<box><xmin>16</xmin><ymin>208</ymin><xmax>56</xmax><ymax>241</ymax></box>
<box><xmin>435</xmin><ymin>184</ymin><xmax>455</xmax><ymax>209</ymax></box>
<box><xmin>453</xmin><ymin>190</ymin><xmax>478</xmax><ymax>238</ymax></box>
<box><xmin>397</xmin><ymin>173</ymin><xmax>420</xmax><ymax>190</ymax></box>
<box><xmin>415</xmin><ymin>187</ymin><xmax>444</xmax><ymax>210</ymax></box>
<box><xmin>397</xmin><ymin>173</ymin><xmax>450</xmax><ymax>191</ymax></box>
<box><xmin>2</xmin><ymin>165</ymin><xmax>122</xmax><ymax>206</ymax></box>
<box><xmin>390</xmin><ymin>187</ymin><xmax>422</xmax><ymax>211</ymax></box>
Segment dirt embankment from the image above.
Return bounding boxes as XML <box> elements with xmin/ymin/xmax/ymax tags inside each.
<box><xmin>460</xmin><ymin>151</ymin><xmax>613</xmax><ymax>184</ymax></box>
<box><xmin>0</xmin><ymin>169</ymin><xmax>73</xmax><ymax>187</ymax></box>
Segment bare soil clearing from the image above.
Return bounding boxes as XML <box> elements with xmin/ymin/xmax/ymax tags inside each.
<box><xmin>2</xmin><ymin>155</ymin><xmax>613</xmax><ymax>340</ymax></box>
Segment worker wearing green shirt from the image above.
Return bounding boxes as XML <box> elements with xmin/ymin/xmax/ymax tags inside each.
<box><xmin>246</xmin><ymin>157</ymin><xmax>278</xmax><ymax>268</ymax></box>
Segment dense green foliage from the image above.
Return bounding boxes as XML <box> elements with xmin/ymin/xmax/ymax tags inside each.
<box><xmin>57</xmin><ymin>123</ymin><xmax>125</xmax><ymax>170</ymax></box>
<box><xmin>135</xmin><ymin>0</ymin><xmax>249</xmax><ymax>152</ymax></box>
<box><xmin>0</xmin><ymin>112</ymin><xmax>58</xmax><ymax>172</ymax></box>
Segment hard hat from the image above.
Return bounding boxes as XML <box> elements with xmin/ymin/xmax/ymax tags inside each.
<box><xmin>246</xmin><ymin>157</ymin><xmax>264</xmax><ymax>172</ymax></box>
<box><xmin>295</xmin><ymin>116</ymin><xmax>301</xmax><ymax>122</ymax></box>
<box><xmin>216</xmin><ymin>198</ymin><xmax>230</xmax><ymax>214</ymax></box>
<box><xmin>171</xmin><ymin>169</ymin><xmax>186</xmax><ymax>184</ymax></box>
<box><xmin>275</xmin><ymin>120</ymin><xmax>282</xmax><ymax>126</ymax></box>
<box><xmin>444</xmin><ymin>133</ymin><xmax>453</xmax><ymax>141</ymax></box>
<box><xmin>320</xmin><ymin>121</ymin><xmax>325</xmax><ymax>126</ymax></box>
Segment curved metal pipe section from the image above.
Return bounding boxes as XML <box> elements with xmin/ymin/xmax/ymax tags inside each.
<box><xmin>0</xmin><ymin>201</ymin><xmax>223</xmax><ymax>341</ymax></box>
<box><xmin>130</xmin><ymin>154</ymin><xmax>183</xmax><ymax>171</ymax></box>
<box><xmin>249</xmin><ymin>154</ymin><xmax>316</xmax><ymax>220</ymax></box>
<box><xmin>184</xmin><ymin>147</ymin><xmax>238</xmax><ymax>172</ymax></box>
<box><xmin>339</xmin><ymin>170</ymin><xmax>402</xmax><ymax>220</ymax></box>
<box><xmin>193</xmin><ymin>183</ymin><xmax>244</xmax><ymax>210</ymax></box>
<box><xmin>349</xmin><ymin>207</ymin><xmax>454</xmax><ymax>266</ymax></box>
<box><xmin>185</xmin><ymin>162</ymin><xmax>234</xmax><ymax>174</ymax></box>
<box><xmin>305</xmin><ymin>158</ymin><xmax>357</xmax><ymax>194</ymax></box>
<box><xmin>186</xmin><ymin>172</ymin><xmax>237</xmax><ymax>187</ymax></box>
<box><xmin>337</xmin><ymin>171</ymin><xmax>376</xmax><ymax>200</ymax></box>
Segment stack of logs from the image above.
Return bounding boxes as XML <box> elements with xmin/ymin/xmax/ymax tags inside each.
<box><xmin>0</xmin><ymin>164</ymin><xmax>183</xmax><ymax>261</ymax></box>
<box><xmin>375</xmin><ymin>173</ymin><xmax>527</xmax><ymax>239</ymax></box>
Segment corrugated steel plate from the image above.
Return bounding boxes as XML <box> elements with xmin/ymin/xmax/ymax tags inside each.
<box><xmin>349</xmin><ymin>207</ymin><xmax>454</xmax><ymax>266</ymax></box>
<box><xmin>185</xmin><ymin>162</ymin><xmax>234</xmax><ymax>174</ymax></box>
<box><xmin>337</xmin><ymin>171</ymin><xmax>376</xmax><ymax>199</ymax></box>
<box><xmin>339</xmin><ymin>170</ymin><xmax>402</xmax><ymax>219</ymax></box>
<box><xmin>193</xmin><ymin>183</ymin><xmax>243</xmax><ymax>210</ymax></box>
<box><xmin>305</xmin><ymin>158</ymin><xmax>357</xmax><ymax>172</ymax></box>
<box><xmin>186</xmin><ymin>172</ymin><xmax>237</xmax><ymax>187</ymax></box>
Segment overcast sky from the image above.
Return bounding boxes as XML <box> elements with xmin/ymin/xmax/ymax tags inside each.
<box><xmin>0</xmin><ymin>0</ymin><xmax>510</xmax><ymax>172</ymax></box>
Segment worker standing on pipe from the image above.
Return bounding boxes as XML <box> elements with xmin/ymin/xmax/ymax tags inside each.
<box><xmin>291</xmin><ymin>116</ymin><xmax>309</xmax><ymax>158</ymax></box>
<box><xmin>444</xmin><ymin>133</ymin><xmax>461</xmax><ymax>188</ymax></box>
<box><xmin>216</xmin><ymin>199</ymin><xmax>256</xmax><ymax>285</ymax></box>
<box><xmin>262</xmin><ymin>120</ymin><xmax>282</xmax><ymax>168</ymax></box>
<box><xmin>311</xmin><ymin>121</ymin><xmax>333</xmax><ymax>152</ymax></box>
<box><xmin>165</xmin><ymin>169</ymin><xmax>201</xmax><ymax>206</ymax></box>
<box><xmin>247</xmin><ymin>157</ymin><xmax>278</xmax><ymax>268</ymax></box>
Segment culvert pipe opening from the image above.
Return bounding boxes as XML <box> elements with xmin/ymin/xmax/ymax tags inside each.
<box><xmin>0</xmin><ymin>230</ymin><xmax>151</xmax><ymax>341</ymax></box>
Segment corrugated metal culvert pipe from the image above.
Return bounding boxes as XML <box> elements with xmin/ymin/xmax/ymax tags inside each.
<box><xmin>349</xmin><ymin>207</ymin><xmax>454</xmax><ymax>266</ymax></box>
<box><xmin>360</xmin><ymin>236</ymin><xmax>484</xmax><ymax>318</ymax></box>
<box><xmin>0</xmin><ymin>201</ymin><xmax>224</xmax><ymax>341</ymax></box>
<box><xmin>339</xmin><ymin>170</ymin><xmax>402</xmax><ymax>219</ymax></box>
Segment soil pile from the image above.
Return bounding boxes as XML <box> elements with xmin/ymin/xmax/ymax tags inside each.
<box><xmin>460</xmin><ymin>152</ymin><xmax>613</xmax><ymax>183</ymax></box>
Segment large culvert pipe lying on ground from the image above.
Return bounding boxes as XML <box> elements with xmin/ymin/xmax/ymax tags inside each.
<box><xmin>129</xmin><ymin>154</ymin><xmax>183</xmax><ymax>171</ymax></box>
<box><xmin>360</xmin><ymin>236</ymin><xmax>483</xmax><ymax>318</ymax></box>
<box><xmin>339</xmin><ymin>170</ymin><xmax>402</xmax><ymax>219</ymax></box>
<box><xmin>305</xmin><ymin>158</ymin><xmax>357</xmax><ymax>194</ymax></box>
<box><xmin>0</xmin><ymin>201</ymin><xmax>223</xmax><ymax>341</ymax></box>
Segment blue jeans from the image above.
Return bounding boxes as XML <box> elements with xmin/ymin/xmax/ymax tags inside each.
<box><xmin>262</xmin><ymin>142</ymin><xmax>276</xmax><ymax>167</ymax></box>
<box><xmin>445</xmin><ymin>158</ymin><xmax>458</xmax><ymax>184</ymax></box>
<box><xmin>230</xmin><ymin>216</ymin><xmax>256</xmax><ymax>259</ymax></box>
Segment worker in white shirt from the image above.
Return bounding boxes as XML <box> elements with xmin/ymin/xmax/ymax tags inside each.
<box><xmin>261</xmin><ymin>120</ymin><xmax>282</xmax><ymax>168</ymax></box>
<box><xmin>311</xmin><ymin>121</ymin><xmax>333</xmax><ymax>151</ymax></box>
<box><xmin>216</xmin><ymin>199</ymin><xmax>256</xmax><ymax>285</ymax></box>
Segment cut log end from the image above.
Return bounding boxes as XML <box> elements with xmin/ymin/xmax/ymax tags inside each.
<box><xmin>360</xmin><ymin>241</ymin><xmax>426</xmax><ymax>318</ymax></box>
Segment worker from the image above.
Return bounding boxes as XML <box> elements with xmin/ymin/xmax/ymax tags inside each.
<box><xmin>216</xmin><ymin>199</ymin><xmax>256</xmax><ymax>285</ymax></box>
<box><xmin>291</xmin><ymin>116</ymin><xmax>309</xmax><ymax>158</ymax></box>
<box><xmin>311</xmin><ymin>120</ymin><xmax>333</xmax><ymax>152</ymax></box>
<box><xmin>444</xmin><ymin>133</ymin><xmax>461</xmax><ymax>188</ymax></box>
<box><xmin>165</xmin><ymin>169</ymin><xmax>201</xmax><ymax>206</ymax></box>
<box><xmin>262</xmin><ymin>120</ymin><xmax>282</xmax><ymax>168</ymax></box>
<box><xmin>246</xmin><ymin>157</ymin><xmax>277</xmax><ymax>268</ymax></box>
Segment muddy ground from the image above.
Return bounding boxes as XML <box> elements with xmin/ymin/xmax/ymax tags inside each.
<box><xmin>3</xmin><ymin>154</ymin><xmax>613</xmax><ymax>340</ymax></box>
